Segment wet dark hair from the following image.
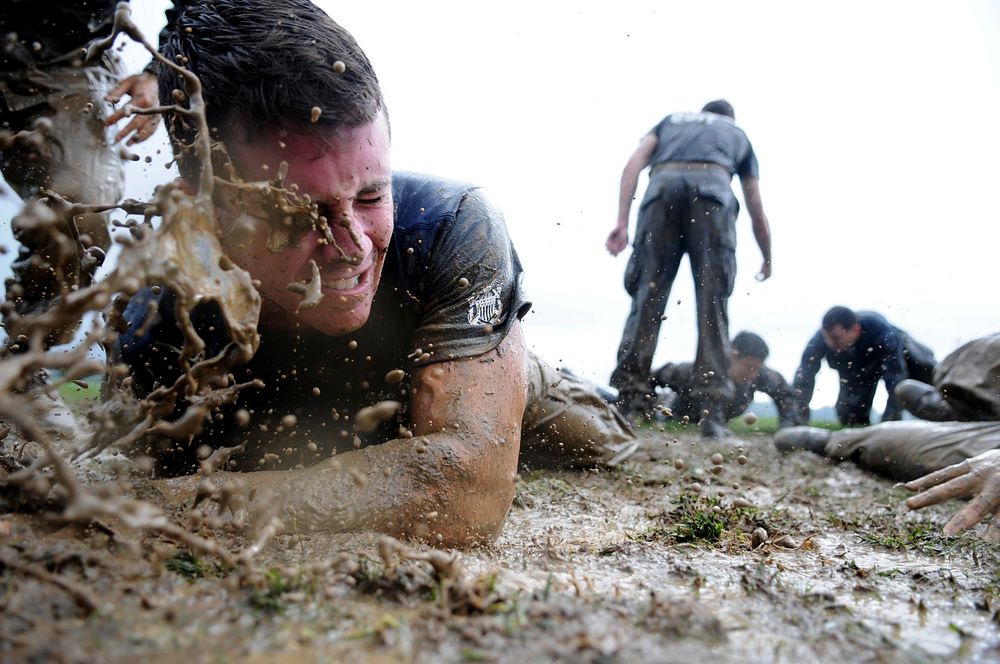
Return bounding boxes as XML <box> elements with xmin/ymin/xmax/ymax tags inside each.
<box><xmin>731</xmin><ymin>331</ymin><xmax>768</xmax><ymax>360</ymax></box>
<box><xmin>701</xmin><ymin>99</ymin><xmax>735</xmax><ymax>119</ymax></box>
<box><xmin>157</xmin><ymin>0</ymin><xmax>386</xmax><ymax>172</ymax></box>
<box><xmin>822</xmin><ymin>306</ymin><xmax>857</xmax><ymax>331</ymax></box>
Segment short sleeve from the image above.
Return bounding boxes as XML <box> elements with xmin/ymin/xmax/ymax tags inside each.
<box><xmin>737</xmin><ymin>140</ymin><xmax>760</xmax><ymax>179</ymax></box>
<box><xmin>408</xmin><ymin>189</ymin><xmax>530</xmax><ymax>366</ymax></box>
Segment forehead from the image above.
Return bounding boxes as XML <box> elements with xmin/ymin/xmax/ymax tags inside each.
<box><xmin>229</xmin><ymin>114</ymin><xmax>391</xmax><ymax>175</ymax></box>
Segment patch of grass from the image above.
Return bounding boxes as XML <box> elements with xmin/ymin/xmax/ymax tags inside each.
<box><xmin>57</xmin><ymin>374</ymin><xmax>102</xmax><ymax>405</ymax></box>
<box><xmin>165</xmin><ymin>548</ymin><xmax>231</xmax><ymax>580</ymax></box>
<box><xmin>728</xmin><ymin>416</ymin><xmax>780</xmax><ymax>435</ymax></box>
<box><xmin>249</xmin><ymin>567</ymin><xmax>306</xmax><ymax>613</ymax></box>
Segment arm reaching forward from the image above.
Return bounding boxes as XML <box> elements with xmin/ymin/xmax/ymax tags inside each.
<box><xmin>903</xmin><ymin>449</ymin><xmax>1000</xmax><ymax>541</ymax></box>
<box><xmin>158</xmin><ymin>322</ymin><xmax>528</xmax><ymax>548</ymax></box>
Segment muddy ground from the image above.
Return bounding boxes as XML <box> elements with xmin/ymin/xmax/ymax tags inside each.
<box><xmin>3</xmin><ymin>422</ymin><xmax>1000</xmax><ymax>663</ymax></box>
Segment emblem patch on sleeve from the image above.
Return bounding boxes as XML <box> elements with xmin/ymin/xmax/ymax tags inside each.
<box><xmin>467</xmin><ymin>282</ymin><xmax>504</xmax><ymax>325</ymax></box>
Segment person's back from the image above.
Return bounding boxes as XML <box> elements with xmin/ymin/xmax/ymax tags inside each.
<box><xmin>605</xmin><ymin>100</ymin><xmax>773</xmax><ymax>437</ymax></box>
<box><xmin>646</xmin><ymin>111</ymin><xmax>757</xmax><ymax>179</ymax></box>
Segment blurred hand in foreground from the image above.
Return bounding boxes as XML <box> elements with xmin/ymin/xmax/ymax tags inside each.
<box><xmin>903</xmin><ymin>449</ymin><xmax>1000</xmax><ymax>541</ymax></box>
<box><xmin>105</xmin><ymin>72</ymin><xmax>160</xmax><ymax>145</ymax></box>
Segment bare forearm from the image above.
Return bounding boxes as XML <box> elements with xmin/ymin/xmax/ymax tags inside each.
<box><xmin>616</xmin><ymin>164</ymin><xmax>643</xmax><ymax>229</ymax></box>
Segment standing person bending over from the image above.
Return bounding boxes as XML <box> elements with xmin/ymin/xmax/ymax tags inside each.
<box><xmin>605</xmin><ymin>99</ymin><xmax>773</xmax><ymax>438</ymax></box>
<box><xmin>792</xmin><ymin>306</ymin><xmax>936</xmax><ymax>426</ymax></box>
<box><xmin>653</xmin><ymin>331</ymin><xmax>804</xmax><ymax>431</ymax></box>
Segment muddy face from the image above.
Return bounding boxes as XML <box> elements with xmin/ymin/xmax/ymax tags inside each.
<box><xmin>219</xmin><ymin>114</ymin><xmax>393</xmax><ymax>336</ymax></box>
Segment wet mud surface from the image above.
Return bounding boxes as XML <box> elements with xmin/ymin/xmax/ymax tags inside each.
<box><xmin>3</xmin><ymin>426</ymin><xmax>999</xmax><ymax>663</ymax></box>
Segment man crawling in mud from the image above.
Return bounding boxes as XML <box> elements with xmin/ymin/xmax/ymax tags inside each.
<box><xmin>108</xmin><ymin>0</ymin><xmax>634</xmax><ymax>548</ymax></box>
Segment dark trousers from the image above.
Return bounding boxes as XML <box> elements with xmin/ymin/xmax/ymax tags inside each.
<box><xmin>611</xmin><ymin>172</ymin><xmax>736</xmax><ymax>416</ymax></box>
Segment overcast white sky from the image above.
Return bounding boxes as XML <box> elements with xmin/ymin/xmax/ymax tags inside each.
<box><xmin>2</xmin><ymin>0</ymin><xmax>999</xmax><ymax>413</ymax></box>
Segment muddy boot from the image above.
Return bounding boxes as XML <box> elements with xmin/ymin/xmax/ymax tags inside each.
<box><xmin>894</xmin><ymin>379</ymin><xmax>958</xmax><ymax>422</ymax></box>
<box><xmin>773</xmin><ymin>426</ymin><xmax>831</xmax><ymax>456</ymax></box>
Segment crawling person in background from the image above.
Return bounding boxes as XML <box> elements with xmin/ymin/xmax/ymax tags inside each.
<box><xmin>895</xmin><ymin>333</ymin><xmax>1000</xmax><ymax>422</ymax></box>
<box><xmin>652</xmin><ymin>331</ymin><xmax>805</xmax><ymax>434</ymax></box>
<box><xmin>110</xmin><ymin>0</ymin><xmax>634</xmax><ymax>549</ymax></box>
<box><xmin>792</xmin><ymin>305</ymin><xmax>936</xmax><ymax>426</ymax></box>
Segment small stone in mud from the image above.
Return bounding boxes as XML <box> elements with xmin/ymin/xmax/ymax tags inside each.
<box><xmin>310</xmin><ymin>106</ymin><xmax>322</xmax><ymax>123</ymax></box>
<box><xmin>752</xmin><ymin>527</ymin><xmax>769</xmax><ymax>548</ymax></box>
<box><xmin>737</xmin><ymin>454</ymin><xmax>748</xmax><ymax>465</ymax></box>
<box><xmin>235</xmin><ymin>409</ymin><xmax>251</xmax><ymax>427</ymax></box>
<box><xmin>281</xmin><ymin>414</ymin><xmax>298</xmax><ymax>429</ymax></box>
<box><xmin>743</xmin><ymin>413</ymin><xmax>758</xmax><ymax>426</ymax></box>
<box><xmin>674</xmin><ymin>458</ymin><xmax>685</xmax><ymax>470</ymax></box>
<box><xmin>333</xmin><ymin>60</ymin><xmax>346</xmax><ymax>73</ymax></box>
<box><xmin>710</xmin><ymin>452</ymin><xmax>724</xmax><ymax>466</ymax></box>
<box><xmin>773</xmin><ymin>534</ymin><xmax>799</xmax><ymax>549</ymax></box>
<box><xmin>385</xmin><ymin>369</ymin><xmax>405</xmax><ymax>384</ymax></box>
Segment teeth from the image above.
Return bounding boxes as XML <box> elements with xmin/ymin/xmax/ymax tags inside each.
<box><xmin>321</xmin><ymin>275</ymin><xmax>360</xmax><ymax>290</ymax></box>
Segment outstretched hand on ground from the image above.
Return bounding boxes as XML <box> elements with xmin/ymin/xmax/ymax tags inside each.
<box><xmin>105</xmin><ymin>72</ymin><xmax>160</xmax><ymax>145</ymax></box>
<box><xmin>903</xmin><ymin>449</ymin><xmax>1000</xmax><ymax>541</ymax></box>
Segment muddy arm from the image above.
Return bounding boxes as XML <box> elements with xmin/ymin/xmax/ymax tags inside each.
<box><xmin>158</xmin><ymin>322</ymin><xmax>527</xmax><ymax>548</ymax></box>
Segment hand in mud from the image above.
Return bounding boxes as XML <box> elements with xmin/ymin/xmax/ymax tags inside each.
<box><xmin>606</xmin><ymin>227</ymin><xmax>628</xmax><ymax>256</ymax></box>
<box><xmin>105</xmin><ymin>72</ymin><xmax>160</xmax><ymax>145</ymax></box>
<box><xmin>903</xmin><ymin>449</ymin><xmax>1000</xmax><ymax>541</ymax></box>
<box><xmin>756</xmin><ymin>259</ymin><xmax>772</xmax><ymax>281</ymax></box>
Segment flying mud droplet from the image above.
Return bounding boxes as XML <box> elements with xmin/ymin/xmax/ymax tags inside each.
<box><xmin>354</xmin><ymin>400</ymin><xmax>401</xmax><ymax>433</ymax></box>
<box><xmin>348</xmin><ymin>340</ymin><xmax>358</xmax><ymax>350</ymax></box>
<box><xmin>732</xmin><ymin>497</ymin><xmax>752</xmax><ymax>508</ymax></box>
<box><xmin>674</xmin><ymin>458</ymin><xmax>685</xmax><ymax>470</ymax></box>
<box><xmin>690</xmin><ymin>482</ymin><xmax>702</xmax><ymax>493</ymax></box>
<box><xmin>710</xmin><ymin>465</ymin><xmax>723</xmax><ymax>476</ymax></box>
<box><xmin>457</xmin><ymin>277</ymin><xmax>469</xmax><ymax>288</ymax></box>
<box><xmin>286</xmin><ymin>259</ymin><xmax>323</xmax><ymax>311</ymax></box>
<box><xmin>310</xmin><ymin>106</ymin><xmax>322</xmax><ymax>123</ymax></box>
<box><xmin>333</xmin><ymin>60</ymin><xmax>346</xmax><ymax>73</ymax></box>
<box><xmin>384</xmin><ymin>369</ymin><xmax>405</xmax><ymax>384</ymax></box>
<box><xmin>743</xmin><ymin>413</ymin><xmax>758</xmax><ymax>426</ymax></box>
<box><xmin>196</xmin><ymin>444</ymin><xmax>212</xmax><ymax>460</ymax></box>
<box><xmin>281</xmin><ymin>414</ymin><xmax>298</xmax><ymax>429</ymax></box>
<box><xmin>710</xmin><ymin>452</ymin><xmax>724</xmax><ymax>466</ymax></box>
<box><xmin>235</xmin><ymin>409</ymin><xmax>251</xmax><ymax>427</ymax></box>
<box><xmin>736</xmin><ymin>454</ymin><xmax>748</xmax><ymax>465</ymax></box>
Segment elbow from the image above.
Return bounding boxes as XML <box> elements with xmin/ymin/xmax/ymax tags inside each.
<box><xmin>404</xmin><ymin>441</ymin><xmax>518</xmax><ymax>549</ymax></box>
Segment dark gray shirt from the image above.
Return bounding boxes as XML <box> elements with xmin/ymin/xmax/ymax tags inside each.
<box><xmin>647</xmin><ymin>111</ymin><xmax>759</xmax><ymax>179</ymax></box>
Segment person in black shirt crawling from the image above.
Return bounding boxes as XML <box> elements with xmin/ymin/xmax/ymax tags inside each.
<box><xmin>792</xmin><ymin>306</ymin><xmax>936</xmax><ymax>426</ymax></box>
<box><xmin>110</xmin><ymin>0</ymin><xmax>634</xmax><ymax>549</ymax></box>
<box><xmin>653</xmin><ymin>331</ymin><xmax>805</xmax><ymax>432</ymax></box>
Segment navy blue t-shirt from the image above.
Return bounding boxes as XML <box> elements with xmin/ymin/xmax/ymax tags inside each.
<box><xmin>114</xmin><ymin>172</ymin><xmax>529</xmax><ymax>474</ymax></box>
